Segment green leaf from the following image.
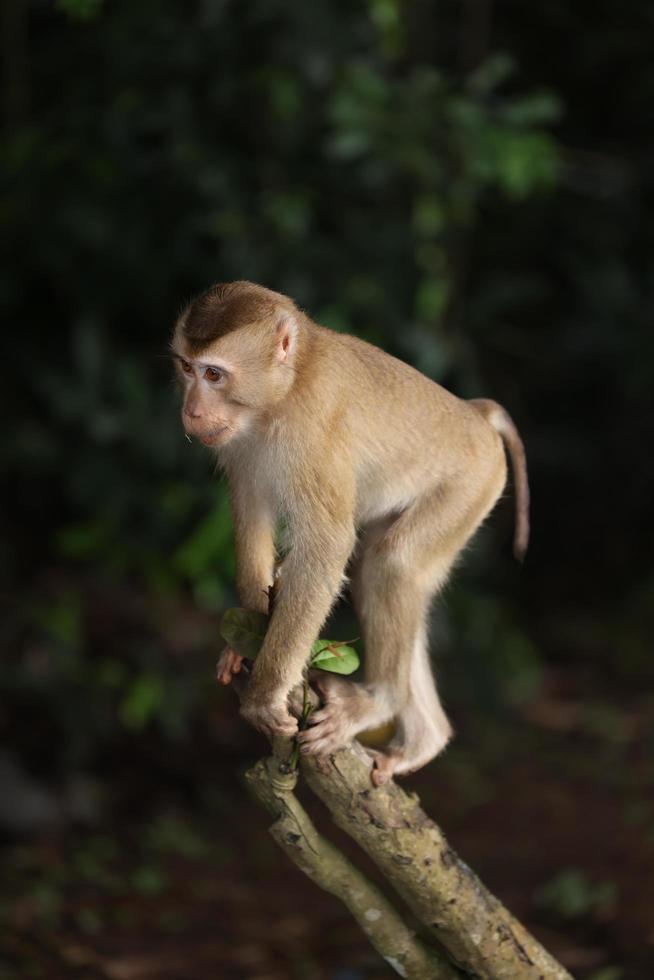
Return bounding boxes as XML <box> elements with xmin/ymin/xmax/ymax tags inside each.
<box><xmin>310</xmin><ymin>640</ymin><xmax>360</xmax><ymax>675</ymax></box>
<box><xmin>219</xmin><ymin>608</ymin><xmax>360</xmax><ymax>673</ymax></box>
<box><xmin>219</xmin><ymin>608</ymin><xmax>268</xmax><ymax>659</ymax></box>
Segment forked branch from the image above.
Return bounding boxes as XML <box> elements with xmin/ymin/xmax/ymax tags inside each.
<box><xmin>246</xmin><ymin>739</ymin><xmax>459</xmax><ymax>979</ymax></box>
<box><xmin>237</xmin><ymin>677</ymin><xmax>573</xmax><ymax>979</ymax></box>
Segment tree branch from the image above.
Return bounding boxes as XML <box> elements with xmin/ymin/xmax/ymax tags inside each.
<box><xmin>234</xmin><ymin>672</ymin><xmax>573</xmax><ymax>979</ymax></box>
<box><xmin>246</xmin><ymin>739</ymin><xmax>459</xmax><ymax>979</ymax></box>
<box><xmin>299</xmin><ymin>741</ymin><xmax>572</xmax><ymax>980</ymax></box>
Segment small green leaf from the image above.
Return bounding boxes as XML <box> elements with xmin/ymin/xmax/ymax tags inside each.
<box><xmin>219</xmin><ymin>609</ymin><xmax>360</xmax><ymax>673</ymax></box>
<box><xmin>310</xmin><ymin>640</ymin><xmax>360</xmax><ymax>675</ymax></box>
<box><xmin>219</xmin><ymin>608</ymin><xmax>268</xmax><ymax>659</ymax></box>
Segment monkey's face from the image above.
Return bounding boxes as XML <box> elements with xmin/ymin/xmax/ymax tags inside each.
<box><xmin>171</xmin><ymin>347</ymin><xmax>253</xmax><ymax>448</ymax></box>
<box><xmin>171</xmin><ymin>318</ymin><xmax>296</xmax><ymax>448</ymax></box>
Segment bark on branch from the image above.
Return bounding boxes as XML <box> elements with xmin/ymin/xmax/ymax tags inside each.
<box><xmin>299</xmin><ymin>741</ymin><xmax>572</xmax><ymax>979</ymax></box>
<box><xmin>236</xmin><ymin>676</ymin><xmax>573</xmax><ymax>979</ymax></box>
<box><xmin>246</xmin><ymin>739</ymin><xmax>459</xmax><ymax>979</ymax></box>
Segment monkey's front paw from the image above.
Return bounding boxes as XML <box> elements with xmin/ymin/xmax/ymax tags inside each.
<box><xmin>240</xmin><ymin>698</ymin><xmax>298</xmax><ymax>738</ymax></box>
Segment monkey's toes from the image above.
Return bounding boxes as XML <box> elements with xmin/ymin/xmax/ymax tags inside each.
<box><xmin>370</xmin><ymin>750</ymin><xmax>400</xmax><ymax>787</ymax></box>
<box><xmin>264</xmin><ymin>712</ymin><xmax>299</xmax><ymax>737</ymax></box>
<box><xmin>298</xmin><ymin>735</ymin><xmax>339</xmax><ymax>756</ymax></box>
<box><xmin>297</xmin><ymin>718</ymin><xmax>347</xmax><ymax>756</ymax></box>
<box><xmin>309</xmin><ymin>670</ymin><xmax>353</xmax><ymax>701</ymax></box>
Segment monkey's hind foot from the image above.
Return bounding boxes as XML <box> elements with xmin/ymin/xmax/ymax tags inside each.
<box><xmin>367</xmin><ymin>723</ymin><xmax>452</xmax><ymax>786</ymax></box>
<box><xmin>367</xmin><ymin>746</ymin><xmax>432</xmax><ymax>787</ymax></box>
<box><xmin>369</xmin><ymin>750</ymin><xmax>401</xmax><ymax>787</ymax></box>
<box><xmin>297</xmin><ymin>673</ymin><xmax>385</xmax><ymax>757</ymax></box>
<box><xmin>296</xmin><ymin>695</ymin><xmax>358</xmax><ymax>757</ymax></box>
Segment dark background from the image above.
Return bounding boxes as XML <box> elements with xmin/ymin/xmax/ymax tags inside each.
<box><xmin>2</xmin><ymin>1</ymin><xmax>653</xmax><ymax>978</ymax></box>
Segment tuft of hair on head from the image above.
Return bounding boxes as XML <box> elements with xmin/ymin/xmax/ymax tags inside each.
<box><xmin>180</xmin><ymin>281</ymin><xmax>296</xmax><ymax>355</ymax></box>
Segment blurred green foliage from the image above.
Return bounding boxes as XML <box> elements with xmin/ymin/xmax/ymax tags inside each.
<box><xmin>2</xmin><ymin>6</ymin><xmax>654</xmax><ymax>976</ymax></box>
<box><xmin>2</xmin><ymin>2</ymin><xmax>559</xmax><ymax>612</ymax></box>
<box><xmin>536</xmin><ymin>869</ymin><xmax>616</xmax><ymax>922</ymax></box>
<box><xmin>1</xmin><ymin>0</ymin><xmax>653</xmax><ymax>824</ymax></box>
<box><xmin>0</xmin><ymin>0</ymin><xmax>562</xmax><ymax>777</ymax></box>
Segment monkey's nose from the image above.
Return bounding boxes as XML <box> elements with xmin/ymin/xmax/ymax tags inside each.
<box><xmin>184</xmin><ymin>405</ymin><xmax>202</xmax><ymax>419</ymax></box>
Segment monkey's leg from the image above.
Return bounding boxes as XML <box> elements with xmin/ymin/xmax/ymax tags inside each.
<box><xmin>364</xmin><ymin>474</ymin><xmax>507</xmax><ymax>785</ymax></box>
<box><xmin>355</xmin><ymin>527</ymin><xmax>452</xmax><ymax>786</ymax></box>
<box><xmin>367</xmin><ymin>613</ymin><xmax>453</xmax><ymax>787</ymax></box>
<box><xmin>298</xmin><ymin>670</ymin><xmax>392</xmax><ymax>756</ymax></box>
<box><xmin>304</xmin><ymin>470</ymin><xmax>506</xmax><ymax>780</ymax></box>
<box><xmin>298</xmin><ymin>514</ymin><xmax>430</xmax><ymax>757</ymax></box>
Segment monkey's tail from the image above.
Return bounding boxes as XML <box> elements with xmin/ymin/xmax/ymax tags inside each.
<box><xmin>469</xmin><ymin>398</ymin><xmax>530</xmax><ymax>562</ymax></box>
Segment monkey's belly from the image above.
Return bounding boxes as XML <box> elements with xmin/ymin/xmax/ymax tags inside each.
<box><xmin>355</xmin><ymin>461</ymin><xmax>439</xmax><ymax>525</ymax></box>
<box><xmin>356</xmin><ymin>720</ymin><xmax>396</xmax><ymax>748</ymax></box>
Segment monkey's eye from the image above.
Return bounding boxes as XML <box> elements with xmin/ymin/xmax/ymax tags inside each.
<box><xmin>180</xmin><ymin>359</ymin><xmax>193</xmax><ymax>374</ymax></box>
<box><xmin>204</xmin><ymin>366</ymin><xmax>225</xmax><ymax>383</ymax></box>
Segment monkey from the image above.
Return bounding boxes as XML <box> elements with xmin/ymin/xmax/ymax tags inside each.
<box><xmin>171</xmin><ymin>281</ymin><xmax>529</xmax><ymax>786</ymax></box>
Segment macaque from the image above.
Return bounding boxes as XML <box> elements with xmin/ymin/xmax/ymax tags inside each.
<box><xmin>171</xmin><ymin>281</ymin><xmax>529</xmax><ymax>785</ymax></box>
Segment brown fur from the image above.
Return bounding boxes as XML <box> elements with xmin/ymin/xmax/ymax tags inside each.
<box><xmin>171</xmin><ymin>281</ymin><xmax>529</xmax><ymax>784</ymax></box>
<box><xmin>181</xmin><ymin>281</ymin><xmax>296</xmax><ymax>354</ymax></box>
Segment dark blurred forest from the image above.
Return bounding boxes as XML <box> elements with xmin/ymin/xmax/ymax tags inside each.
<box><xmin>2</xmin><ymin>1</ymin><xmax>654</xmax><ymax>978</ymax></box>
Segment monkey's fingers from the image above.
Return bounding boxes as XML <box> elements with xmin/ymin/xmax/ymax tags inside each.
<box><xmin>216</xmin><ymin>647</ymin><xmax>245</xmax><ymax>686</ymax></box>
<box><xmin>253</xmin><ymin>716</ymin><xmax>298</xmax><ymax>738</ymax></box>
<box><xmin>240</xmin><ymin>701</ymin><xmax>299</xmax><ymax>738</ymax></box>
<box><xmin>216</xmin><ymin>659</ymin><xmax>233</xmax><ymax>685</ymax></box>
<box><xmin>267</xmin><ymin>720</ymin><xmax>299</xmax><ymax>738</ymax></box>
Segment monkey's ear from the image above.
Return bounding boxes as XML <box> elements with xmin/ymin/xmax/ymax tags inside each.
<box><xmin>274</xmin><ymin>313</ymin><xmax>297</xmax><ymax>365</ymax></box>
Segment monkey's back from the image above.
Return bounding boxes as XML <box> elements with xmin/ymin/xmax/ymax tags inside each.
<box><xmin>308</xmin><ymin>324</ymin><xmax>506</xmax><ymax>523</ymax></box>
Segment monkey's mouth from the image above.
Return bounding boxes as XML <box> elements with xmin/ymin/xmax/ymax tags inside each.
<box><xmin>196</xmin><ymin>426</ymin><xmax>230</xmax><ymax>446</ymax></box>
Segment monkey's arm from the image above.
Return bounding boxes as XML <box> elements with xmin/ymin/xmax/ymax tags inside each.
<box><xmin>229</xmin><ymin>486</ymin><xmax>276</xmax><ymax>615</ymax></box>
<box><xmin>216</xmin><ymin>487</ymin><xmax>277</xmax><ymax>687</ymax></box>
<box><xmin>240</xmin><ymin>473</ymin><xmax>356</xmax><ymax>737</ymax></box>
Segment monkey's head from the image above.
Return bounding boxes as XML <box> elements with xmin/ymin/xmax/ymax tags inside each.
<box><xmin>171</xmin><ymin>281</ymin><xmax>300</xmax><ymax>448</ymax></box>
